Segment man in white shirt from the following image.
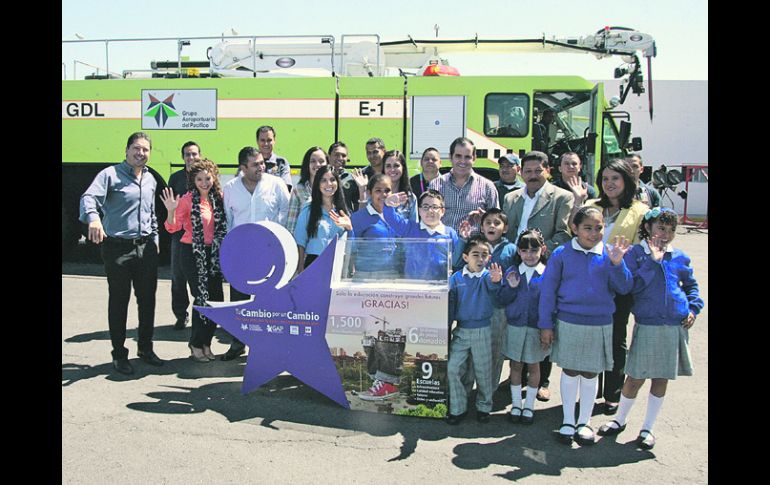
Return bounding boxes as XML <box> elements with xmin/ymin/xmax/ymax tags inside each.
<box><xmin>224</xmin><ymin>146</ymin><xmax>290</xmax><ymax>228</ymax></box>
<box><xmin>221</xmin><ymin>146</ymin><xmax>290</xmax><ymax>360</ymax></box>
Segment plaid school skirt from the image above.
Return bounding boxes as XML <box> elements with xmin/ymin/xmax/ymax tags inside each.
<box><xmin>551</xmin><ymin>319</ymin><xmax>613</xmax><ymax>374</ymax></box>
<box><xmin>503</xmin><ymin>325</ymin><xmax>549</xmax><ymax>364</ymax></box>
<box><xmin>625</xmin><ymin>323</ymin><xmax>693</xmax><ymax>380</ymax></box>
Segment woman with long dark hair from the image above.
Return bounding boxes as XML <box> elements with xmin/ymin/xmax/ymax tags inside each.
<box><xmin>293</xmin><ymin>165</ymin><xmax>352</xmax><ymax>273</ymax></box>
<box><xmin>285</xmin><ymin>146</ymin><xmax>328</xmax><ymax>233</ymax></box>
<box><xmin>570</xmin><ymin>158</ymin><xmax>648</xmax><ymax>415</ymax></box>
<box><xmin>381</xmin><ymin>149</ymin><xmax>418</xmax><ymax>222</ymax></box>
<box><xmin>161</xmin><ymin>159</ymin><xmax>227</xmax><ymax>362</ymax></box>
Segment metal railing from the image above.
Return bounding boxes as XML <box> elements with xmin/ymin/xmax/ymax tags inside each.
<box><xmin>63</xmin><ymin>34</ymin><xmax>339</xmax><ymax>79</ymax></box>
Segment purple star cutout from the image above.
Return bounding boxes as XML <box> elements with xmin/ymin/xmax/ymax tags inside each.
<box><xmin>194</xmin><ymin>221</ymin><xmax>349</xmax><ymax>409</ymax></box>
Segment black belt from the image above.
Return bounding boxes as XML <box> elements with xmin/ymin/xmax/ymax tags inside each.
<box><xmin>106</xmin><ymin>235</ymin><xmax>152</xmax><ymax>245</ymax></box>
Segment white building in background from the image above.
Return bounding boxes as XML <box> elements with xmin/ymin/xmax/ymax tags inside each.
<box><xmin>600</xmin><ymin>80</ymin><xmax>708</xmax><ymax>218</ymax></box>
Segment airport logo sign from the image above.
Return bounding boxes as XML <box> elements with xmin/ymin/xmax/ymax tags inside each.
<box><xmin>141</xmin><ymin>89</ymin><xmax>217</xmax><ymax>130</ymax></box>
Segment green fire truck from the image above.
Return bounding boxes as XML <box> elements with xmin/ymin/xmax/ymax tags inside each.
<box><xmin>62</xmin><ymin>27</ymin><xmax>656</xmax><ymax>260</ymax></box>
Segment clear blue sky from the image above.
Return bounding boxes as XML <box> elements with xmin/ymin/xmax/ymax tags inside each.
<box><xmin>62</xmin><ymin>0</ymin><xmax>707</xmax><ymax>80</ymax></box>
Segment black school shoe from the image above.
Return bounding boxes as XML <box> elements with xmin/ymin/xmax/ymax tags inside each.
<box><xmin>603</xmin><ymin>402</ymin><xmax>619</xmax><ymax>415</ymax></box>
<box><xmin>556</xmin><ymin>424</ymin><xmax>575</xmax><ymax>444</ymax></box>
<box><xmin>636</xmin><ymin>429</ymin><xmax>656</xmax><ymax>450</ymax></box>
<box><xmin>598</xmin><ymin>420</ymin><xmax>627</xmax><ymax>436</ymax></box>
<box><xmin>520</xmin><ymin>408</ymin><xmax>534</xmax><ymax>425</ymax></box>
<box><xmin>574</xmin><ymin>424</ymin><xmax>596</xmax><ymax>446</ymax></box>
<box><xmin>446</xmin><ymin>412</ymin><xmax>467</xmax><ymax>425</ymax></box>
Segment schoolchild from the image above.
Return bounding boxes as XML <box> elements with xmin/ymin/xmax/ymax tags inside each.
<box><xmin>382</xmin><ymin>189</ymin><xmax>463</xmax><ymax>280</ymax></box>
<box><xmin>538</xmin><ymin>206</ymin><xmax>633</xmax><ymax>445</ymax></box>
<box><xmin>495</xmin><ymin>229</ymin><xmax>549</xmax><ymax>424</ymax></box>
<box><xmin>350</xmin><ymin>174</ymin><xmax>399</xmax><ymax>279</ymax></box>
<box><xmin>458</xmin><ymin>208</ymin><xmax>516</xmax><ymax>269</ymax></box>
<box><xmin>597</xmin><ymin>207</ymin><xmax>703</xmax><ymax>450</ymax></box>
<box><xmin>460</xmin><ymin>209</ymin><xmax>517</xmax><ymax>390</ymax></box>
<box><xmin>446</xmin><ymin>235</ymin><xmax>503</xmax><ymax>424</ymax></box>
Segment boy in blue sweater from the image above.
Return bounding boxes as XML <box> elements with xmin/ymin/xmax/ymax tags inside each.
<box><xmin>446</xmin><ymin>235</ymin><xmax>503</xmax><ymax>424</ymax></box>
<box><xmin>382</xmin><ymin>189</ymin><xmax>463</xmax><ymax>280</ymax></box>
<box><xmin>458</xmin><ymin>209</ymin><xmax>517</xmax><ymax>392</ymax></box>
<box><xmin>598</xmin><ymin>207</ymin><xmax>703</xmax><ymax>450</ymax></box>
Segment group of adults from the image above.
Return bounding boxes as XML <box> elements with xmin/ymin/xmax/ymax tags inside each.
<box><xmin>80</xmin><ymin>126</ymin><xmax>661</xmax><ymax>417</ymax></box>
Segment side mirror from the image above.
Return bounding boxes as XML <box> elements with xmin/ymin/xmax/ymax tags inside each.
<box><xmin>585</xmin><ymin>132</ymin><xmax>598</xmax><ymax>154</ymax></box>
<box><xmin>631</xmin><ymin>137</ymin><xmax>643</xmax><ymax>151</ymax></box>
<box><xmin>618</xmin><ymin>121</ymin><xmax>631</xmax><ymax>149</ymax></box>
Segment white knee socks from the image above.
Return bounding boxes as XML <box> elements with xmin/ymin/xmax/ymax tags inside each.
<box><xmin>560</xmin><ymin>372</ymin><xmax>579</xmax><ymax>426</ymax></box>
<box><xmin>614</xmin><ymin>394</ymin><xmax>636</xmax><ymax>427</ymax></box>
<box><xmin>577</xmin><ymin>375</ymin><xmax>598</xmax><ymax>426</ymax></box>
<box><xmin>510</xmin><ymin>384</ymin><xmax>522</xmax><ymax>413</ymax></box>
<box><xmin>642</xmin><ymin>393</ymin><xmax>665</xmax><ymax>432</ymax></box>
<box><xmin>524</xmin><ymin>386</ymin><xmax>538</xmax><ymax>413</ymax></box>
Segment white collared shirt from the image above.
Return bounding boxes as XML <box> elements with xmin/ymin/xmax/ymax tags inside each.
<box><xmin>223</xmin><ymin>172</ymin><xmax>290</xmax><ymax>230</ymax></box>
<box><xmin>517</xmin><ymin>184</ymin><xmax>546</xmax><ymax>243</ymax></box>
<box><xmin>602</xmin><ymin>222</ymin><xmax>615</xmax><ymax>243</ymax></box>
<box><xmin>640</xmin><ymin>238</ymin><xmax>673</xmax><ymax>255</ymax></box>
<box><xmin>462</xmin><ymin>265</ymin><xmax>485</xmax><ymax>278</ymax></box>
<box><xmin>518</xmin><ymin>262</ymin><xmax>546</xmax><ymax>283</ymax></box>
<box><xmin>366</xmin><ymin>203</ymin><xmax>385</xmax><ymax>221</ymax></box>
<box><xmin>571</xmin><ymin>237</ymin><xmax>604</xmax><ymax>255</ymax></box>
<box><xmin>420</xmin><ymin>221</ymin><xmax>447</xmax><ymax>235</ymax></box>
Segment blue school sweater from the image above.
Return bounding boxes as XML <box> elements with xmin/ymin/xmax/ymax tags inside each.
<box><xmin>382</xmin><ymin>205</ymin><xmax>462</xmax><ymax>279</ymax></box>
<box><xmin>350</xmin><ymin>204</ymin><xmax>399</xmax><ymax>273</ymax></box>
<box><xmin>496</xmin><ymin>265</ymin><xmax>545</xmax><ymax>328</ymax></box>
<box><xmin>624</xmin><ymin>242</ymin><xmax>704</xmax><ymax>326</ymax></box>
<box><xmin>448</xmin><ymin>267</ymin><xmax>501</xmax><ymax>328</ymax></box>
<box><xmin>538</xmin><ymin>240</ymin><xmax>633</xmax><ymax>329</ymax></box>
<box><xmin>489</xmin><ymin>237</ymin><xmax>516</xmax><ymax>270</ymax></box>
<box><xmin>451</xmin><ymin>236</ymin><xmax>515</xmax><ymax>272</ymax></box>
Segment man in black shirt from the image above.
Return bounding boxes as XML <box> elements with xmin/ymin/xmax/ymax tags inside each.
<box><xmin>166</xmin><ymin>141</ymin><xmax>201</xmax><ymax>330</ymax></box>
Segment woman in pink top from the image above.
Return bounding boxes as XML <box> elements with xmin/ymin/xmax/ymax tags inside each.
<box><xmin>161</xmin><ymin>159</ymin><xmax>227</xmax><ymax>362</ymax></box>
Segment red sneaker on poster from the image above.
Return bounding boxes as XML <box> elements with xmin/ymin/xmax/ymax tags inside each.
<box><xmin>358</xmin><ymin>380</ymin><xmax>399</xmax><ymax>401</ymax></box>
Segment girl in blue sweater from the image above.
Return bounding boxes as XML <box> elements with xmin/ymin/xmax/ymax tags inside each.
<box><xmin>538</xmin><ymin>206</ymin><xmax>633</xmax><ymax>446</ymax></box>
<box><xmin>496</xmin><ymin>228</ymin><xmax>548</xmax><ymax>425</ymax></box>
<box><xmin>598</xmin><ymin>207</ymin><xmax>703</xmax><ymax>450</ymax></box>
<box><xmin>350</xmin><ymin>174</ymin><xmax>399</xmax><ymax>279</ymax></box>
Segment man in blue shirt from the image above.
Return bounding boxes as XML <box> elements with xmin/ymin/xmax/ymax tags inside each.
<box><xmin>79</xmin><ymin>132</ymin><xmax>165</xmax><ymax>375</ymax></box>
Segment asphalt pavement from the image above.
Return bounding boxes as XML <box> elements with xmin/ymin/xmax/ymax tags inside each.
<box><xmin>62</xmin><ymin>229</ymin><xmax>708</xmax><ymax>484</ymax></box>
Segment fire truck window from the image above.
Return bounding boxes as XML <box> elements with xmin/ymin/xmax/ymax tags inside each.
<box><xmin>484</xmin><ymin>94</ymin><xmax>529</xmax><ymax>137</ymax></box>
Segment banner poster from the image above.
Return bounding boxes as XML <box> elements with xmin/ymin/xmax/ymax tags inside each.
<box><xmin>326</xmin><ymin>285</ymin><xmax>449</xmax><ymax>418</ymax></box>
